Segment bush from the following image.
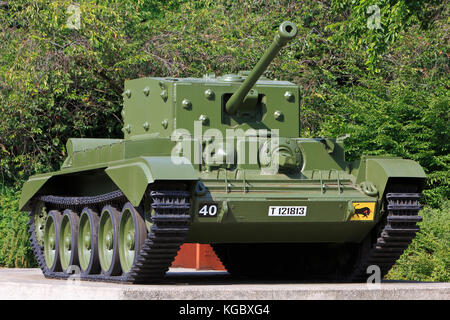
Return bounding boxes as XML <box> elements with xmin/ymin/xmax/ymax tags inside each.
<box><xmin>0</xmin><ymin>188</ymin><xmax>36</xmax><ymax>267</ymax></box>
<box><xmin>386</xmin><ymin>201</ymin><xmax>449</xmax><ymax>281</ymax></box>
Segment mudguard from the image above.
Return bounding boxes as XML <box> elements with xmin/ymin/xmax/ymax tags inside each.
<box><xmin>105</xmin><ymin>156</ymin><xmax>198</xmax><ymax>206</ymax></box>
<box><xmin>19</xmin><ymin>156</ymin><xmax>198</xmax><ymax>211</ymax></box>
<box><xmin>19</xmin><ymin>175</ymin><xmax>52</xmax><ymax>211</ymax></box>
<box><xmin>365</xmin><ymin>158</ymin><xmax>426</xmax><ymax>196</ymax></box>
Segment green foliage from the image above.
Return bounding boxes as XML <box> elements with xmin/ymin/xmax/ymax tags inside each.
<box><xmin>386</xmin><ymin>201</ymin><xmax>450</xmax><ymax>281</ymax></box>
<box><xmin>0</xmin><ymin>187</ymin><xmax>36</xmax><ymax>267</ymax></box>
<box><xmin>308</xmin><ymin>19</ymin><xmax>449</xmax><ymax>206</ymax></box>
<box><xmin>316</xmin><ymin>78</ymin><xmax>449</xmax><ymax>206</ymax></box>
<box><xmin>0</xmin><ymin>0</ymin><xmax>448</xmax><ymax>277</ymax></box>
<box><xmin>327</xmin><ymin>0</ymin><xmax>446</xmax><ymax>72</ymax></box>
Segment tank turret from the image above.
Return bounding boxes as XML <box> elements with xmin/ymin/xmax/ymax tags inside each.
<box><xmin>120</xmin><ymin>21</ymin><xmax>300</xmax><ymax>139</ymax></box>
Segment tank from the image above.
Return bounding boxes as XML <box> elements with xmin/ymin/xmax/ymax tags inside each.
<box><xmin>19</xmin><ymin>21</ymin><xmax>426</xmax><ymax>283</ymax></box>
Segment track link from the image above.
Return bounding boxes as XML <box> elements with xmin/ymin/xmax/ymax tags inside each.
<box><xmin>29</xmin><ymin>188</ymin><xmax>191</xmax><ymax>283</ymax></box>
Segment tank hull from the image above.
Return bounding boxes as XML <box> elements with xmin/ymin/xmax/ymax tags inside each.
<box><xmin>18</xmin><ymin>130</ymin><xmax>427</xmax><ymax>284</ymax></box>
<box><xmin>20</xmin><ymin>136</ymin><xmax>426</xmax><ymax>247</ymax></box>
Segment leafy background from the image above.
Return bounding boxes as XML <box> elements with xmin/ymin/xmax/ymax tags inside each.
<box><xmin>0</xmin><ymin>0</ymin><xmax>448</xmax><ymax>280</ymax></box>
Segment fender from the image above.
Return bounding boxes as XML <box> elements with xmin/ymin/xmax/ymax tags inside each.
<box><xmin>19</xmin><ymin>174</ymin><xmax>52</xmax><ymax>211</ymax></box>
<box><xmin>19</xmin><ymin>156</ymin><xmax>198</xmax><ymax>211</ymax></box>
<box><xmin>105</xmin><ymin>156</ymin><xmax>198</xmax><ymax>206</ymax></box>
<box><xmin>365</xmin><ymin>158</ymin><xmax>426</xmax><ymax>196</ymax></box>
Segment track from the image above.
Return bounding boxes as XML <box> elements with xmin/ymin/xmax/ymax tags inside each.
<box><xmin>29</xmin><ymin>187</ymin><xmax>191</xmax><ymax>283</ymax></box>
<box><xmin>348</xmin><ymin>191</ymin><xmax>422</xmax><ymax>281</ymax></box>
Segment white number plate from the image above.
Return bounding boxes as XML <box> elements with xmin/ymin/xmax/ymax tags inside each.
<box><xmin>268</xmin><ymin>206</ymin><xmax>307</xmax><ymax>216</ymax></box>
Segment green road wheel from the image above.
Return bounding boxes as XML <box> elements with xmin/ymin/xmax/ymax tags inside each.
<box><xmin>59</xmin><ymin>209</ymin><xmax>80</xmax><ymax>273</ymax></box>
<box><xmin>98</xmin><ymin>205</ymin><xmax>121</xmax><ymax>276</ymax></box>
<box><xmin>43</xmin><ymin>210</ymin><xmax>62</xmax><ymax>272</ymax></box>
<box><xmin>34</xmin><ymin>202</ymin><xmax>48</xmax><ymax>248</ymax></box>
<box><xmin>77</xmin><ymin>207</ymin><xmax>100</xmax><ymax>275</ymax></box>
<box><xmin>119</xmin><ymin>203</ymin><xmax>147</xmax><ymax>274</ymax></box>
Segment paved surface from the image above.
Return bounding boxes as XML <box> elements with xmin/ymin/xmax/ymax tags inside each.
<box><xmin>0</xmin><ymin>268</ymin><xmax>448</xmax><ymax>300</ymax></box>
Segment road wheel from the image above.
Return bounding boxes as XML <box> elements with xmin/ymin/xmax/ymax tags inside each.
<box><xmin>44</xmin><ymin>210</ymin><xmax>62</xmax><ymax>272</ymax></box>
<box><xmin>98</xmin><ymin>205</ymin><xmax>122</xmax><ymax>276</ymax></box>
<box><xmin>118</xmin><ymin>203</ymin><xmax>147</xmax><ymax>274</ymax></box>
<box><xmin>59</xmin><ymin>209</ymin><xmax>80</xmax><ymax>273</ymax></box>
<box><xmin>78</xmin><ymin>207</ymin><xmax>100</xmax><ymax>275</ymax></box>
<box><xmin>33</xmin><ymin>202</ymin><xmax>48</xmax><ymax>248</ymax></box>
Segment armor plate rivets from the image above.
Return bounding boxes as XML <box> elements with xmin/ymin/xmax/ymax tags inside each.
<box><xmin>284</xmin><ymin>91</ymin><xmax>294</xmax><ymax>102</ymax></box>
<box><xmin>274</xmin><ymin>110</ymin><xmax>283</xmax><ymax>120</ymax></box>
<box><xmin>182</xmin><ymin>99</ymin><xmax>192</xmax><ymax>110</ymax></box>
<box><xmin>199</xmin><ymin>114</ymin><xmax>209</xmax><ymax>125</ymax></box>
<box><xmin>160</xmin><ymin>90</ymin><xmax>168</xmax><ymax>102</ymax></box>
<box><xmin>204</xmin><ymin>89</ymin><xmax>215</xmax><ymax>100</ymax></box>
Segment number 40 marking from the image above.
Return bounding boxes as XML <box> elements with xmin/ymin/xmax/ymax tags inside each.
<box><xmin>199</xmin><ymin>204</ymin><xmax>218</xmax><ymax>217</ymax></box>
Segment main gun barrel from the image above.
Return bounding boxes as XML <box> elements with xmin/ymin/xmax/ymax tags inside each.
<box><xmin>225</xmin><ymin>21</ymin><xmax>298</xmax><ymax>115</ymax></box>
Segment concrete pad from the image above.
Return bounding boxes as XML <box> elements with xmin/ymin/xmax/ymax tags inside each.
<box><xmin>0</xmin><ymin>268</ymin><xmax>448</xmax><ymax>300</ymax></box>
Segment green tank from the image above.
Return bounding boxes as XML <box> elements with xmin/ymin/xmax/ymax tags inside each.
<box><xmin>19</xmin><ymin>21</ymin><xmax>426</xmax><ymax>283</ymax></box>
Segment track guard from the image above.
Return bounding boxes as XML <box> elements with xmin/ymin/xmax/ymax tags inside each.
<box><xmin>365</xmin><ymin>158</ymin><xmax>426</xmax><ymax>196</ymax></box>
<box><xmin>19</xmin><ymin>175</ymin><xmax>52</xmax><ymax>211</ymax></box>
<box><xmin>105</xmin><ymin>156</ymin><xmax>198</xmax><ymax>206</ymax></box>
